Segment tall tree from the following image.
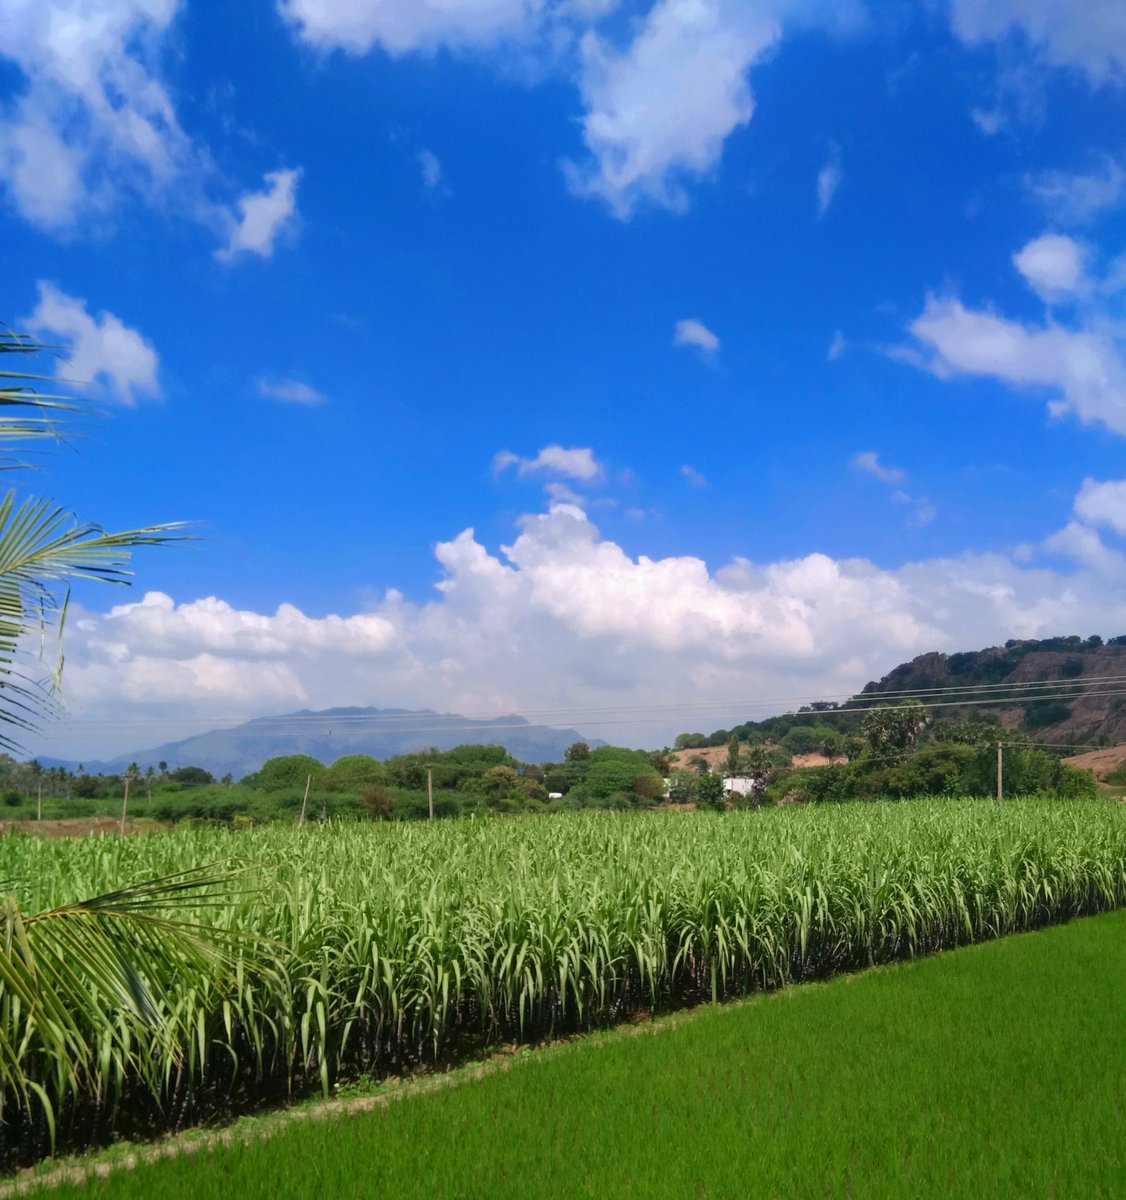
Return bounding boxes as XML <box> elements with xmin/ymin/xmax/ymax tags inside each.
<box><xmin>862</xmin><ymin>700</ymin><xmax>927</xmax><ymax>762</ymax></box>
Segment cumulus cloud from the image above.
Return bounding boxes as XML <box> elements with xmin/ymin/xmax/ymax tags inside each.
<box><xmin>494</xmin><ymin>445</ymin><xmax>605</xmax><ymax>481</ymax></box>
<box><xmin>816</xmin><ymin>152</ymin><xmax>841</xmax><ymax>217</ymax></box>
<box><xmin>216</xmin><ymin>169</ymin><xmax>301</xmax><ymax>262</ymax></box>
<box><xmin>1012</xmin><ymin>233</ymin><xmax>1087</xmax><ymax>300</ymax></box>
<box><xmin>852</xmin><ymin>451</ymin><xmax>906</xmax><ymax>485</ymax></box>
<box><xmin>907</xmin><ymin>293</ymin><xmax>1126</xmax><ymax>434</ymax></box>
<box><xmin>279</xmin><ymin>0</ymin><xmax>858</xmax><ymax>220</ymax></box>
<box><xmin>564</xmin><ymin>0</ymin><xmax>784</xmax><ymax>217</ymax></box>
<box><xmin>0</xmin><ymin>0</ymin><xmax>192</xmax><ymax>233</ymax></box>
<box><xmin>673</xmin><ymin>318</ymin><xmax>720</xmax><ymax>355</ymax></box>
<box><xmin>902</xmin><ymin>230</ymin><xmax>1126</xmax><ymax>435</ymax></box>
<box><xmin>23</xmin><ymin>281</ymin><xmax>159</xmax><ymax>404</ymax></box>
<box><xmin>949</xmin><ymin>0</ymin><xmax>1126</xmax><ymax>86</ymax></box>
<box><xmin>45</xmin><ymin>490</ymin><xmax>1126</xmax><ymax>759</ymax></box>
<box><xmin>256</xmin><ymin>377</ymin><xmax>328</xmax><ymax>406</ymax></box>
<box><xmin>1073</xmin><ymin>478</ymin><xmax>1126</xmax><ymax>535</ymax></box>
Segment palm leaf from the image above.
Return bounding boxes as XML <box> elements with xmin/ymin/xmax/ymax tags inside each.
<box><xmin>0</xmin><ymin>329</ymin><xmax>190</xmax><ymax>748</ymax></box>
<box><xmin>0</xmin><ymin>864</ymin><xmax>263</xmax><ymax>1143</ymax></box>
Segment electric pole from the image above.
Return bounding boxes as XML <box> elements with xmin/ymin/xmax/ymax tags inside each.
<box><xmin>298</xmin><ymin>773</ymin><xmax>311</xmax><ymax>825</ymax></box>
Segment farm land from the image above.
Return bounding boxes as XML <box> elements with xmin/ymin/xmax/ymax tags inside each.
<box><xmin>23</xmin><ymin>907</ymin><xmax>1126</xmax><ymax>1199</ymax></box>
<box><xmin>2</xmin><ymin>798</ymin><xmax>1124</xmax><ymax>1194</ymax></box>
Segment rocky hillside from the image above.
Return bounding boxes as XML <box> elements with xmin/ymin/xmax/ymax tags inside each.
<box><xmin>857</xmin><ymin>635</ymin><xmax>1126</xmax><ymax>746</ymax></box>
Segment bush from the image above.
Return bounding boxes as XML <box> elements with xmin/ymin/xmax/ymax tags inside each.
<box><xmin>693</xmin><ymin>773</ymin><xmax>726</xmax><ymax>811</ymax></box>
<box><xmin>359</xmin><ymin>783</ymin><xmax>397</xmax><ymax>819</ymax></box>
<box><xmin>323</xmin><ymin>755</ymin><xmax>385</xmax><ymax>792</ymax></box>
<box><xmin>1023</xmin><ymin>700</ymin><xmax>1073</xmax><ymax>729</ymax></box>
<box><xmin>167</xmin><ymin>766</ymin><xmax>214</xmax><ymax>788</ymax></box>
<box><xmin>1056</xmin><ymin>764</ymin><xmax>1098</xmax><ymax>800</ymax></box>
<box><xmin>252</xmin><ymin>755</ymin><xmax>325</xmax><ymax>791</ymax></box>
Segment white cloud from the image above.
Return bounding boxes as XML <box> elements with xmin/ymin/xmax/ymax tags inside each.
<box><xmin>216</xmin><ymin>169</ymin><xmax>302</xmax><ymax>262</ymax></box>
<box><xmin>949</xmin><ymin>0</ymin><xmax>1126</xmax><ymax>86</ymax></box>
<box><xmin>900</xmin><ymin>228</ymin><xmax>1126</xmax><ymax>435</ymax></box>
<box><xmin>680</xmin><ymin>464</ymin><xmax>708</xmax><ymax>487</ymax></box>
<box><xmin>1012</xmin><ymin>233</ymin><xmax>1087</xmax><ymax>300</ymax></box>
<box><xmin>1028</xmin><ymin>158</ymin><xmax>1126</xmax><ymax>225</ymax></box>
<box><xmin>673</xmin><ymin>318</ymin><xmax>720</xmax><ymax>355</ymax></box>
<box><xmin>564</xmin><ymin>0</ymin><xmax>782</xmax><ymax>218</ymax></box>
<box><xmin>0</xmin><ymin>0</ymin><xmax>194</xmax><ymax>233</ymax></box>
<box><xmin>23</xmin><ymin>281</ymin><xmax>159</xmax><ymax>404</ymax></box>
<box><xmin>1073</xmin><ymin>478</ymin><xmax>1126</xmax><ymax>535</ymax></box>
<box><xmin>278</xmin><ymin>0</ymin><xmax>543</xmax><ymax>54</ymax></box>
<box><xmin>816</xmin><ymin>152</ymin><xmax>841</xmax><ymax>217</ymax></box>
<box><xmin>544</xmin><ymin>480</ymin><xmax>585</xmax><ymax>505</ymax></box>
<box><xmin>0</xmin><ymin>3</ymin><xmax>303</xmax><ymax>254</ymax></box>
<box><xmin>418</xmin><ymin>148</ymin><xmax>444</xmax><ymax>190</ymax></box>
<box><xmin>852</xmin><ymin>451</ymin><xmax>906</xmax><ymax>485</ymax></box>
<box><xmin>494</xmin><ymin>444</ymin><xmax>605</xmax><ymax>481</ymax></box>
<box><xmin>279</xmin><ymin>0</ymin><xmax>857</xmax><ymax>220</ymax></box>
<box><xmin>0</xmin><ymin>106</ymin><xmax>90</xmax><ymax>231</ymax></box>
<box><xmin>46</xmin><ymin>489</ymin><xmax>1126</xmax><ymax>759</ymax></box>
<box><xmin>827</xmin><ymin>330</ymin><xmax>847</xmax><ymax>361</ymax></box>
<box><xmin>256</xmin><ymin>377</ymin><xmax>328</xmax><ymax>406</ymax></box>
<box><xmin>907</xmin><ymin>293</ymin><xmax>1126</xmax><ymax>434</ymax></box>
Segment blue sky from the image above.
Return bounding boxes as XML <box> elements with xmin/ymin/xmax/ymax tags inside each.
<box><xmin>3</xmin><ymin>0</ymin><xmax>1126</xmax><ymax>758</ymax></box>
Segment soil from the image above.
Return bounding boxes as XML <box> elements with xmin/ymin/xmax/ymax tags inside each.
<box><xmin>1061</xmin><ymin>743</ymin><xmax>1126</xmax><ymax>782</ymax></box>
<box><xmin>669</xmin><ymin>747</ymin><xmax>845</xmax><ymax>771</ymax></box>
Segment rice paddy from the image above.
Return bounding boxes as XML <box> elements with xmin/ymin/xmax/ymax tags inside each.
<box><xmin>2</xmin><ymin>799</ymin><xmax>1125</xmax><ymax>1169</ymax></box>
<box><xmin>18</xmin><ymin>907</ymin><xmax>1126</xmax><ymax>1198</ymax></box>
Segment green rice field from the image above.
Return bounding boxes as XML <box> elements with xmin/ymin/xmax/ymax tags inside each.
<box><xmin>22</xmin><ymin>908</ymin><xmax>1126</xmax><ymax>1199</ymax></box>
<box><xmin>2</xmin><ymin>799</ymin><xmax>1125</xmax><ymax>1167</ymax></box>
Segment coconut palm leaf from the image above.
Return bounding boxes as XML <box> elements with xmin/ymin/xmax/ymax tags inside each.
<box><xmin>0</xmin><ymin>864</ymin><xmax>261</xmax><ymax>1145</ymax></box>
<box><xmin>0</xmin><ymin>328</ymin><xmax>189</xmax><ymax>749</ymax></box>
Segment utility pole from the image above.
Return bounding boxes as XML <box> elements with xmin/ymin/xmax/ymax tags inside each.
<box><xmin>36</xmin><ymin>781</ymin><xmax>41</xmax><ymax>822</ymax></box>
<box><xmin>298</xmin><ymin>773</ymin><xmax>311</xmax><ymax>825</ymax></box>
<box><xmin>996</xmin><ymin>741</ymin><xmax>1003</xmax><ymax>806</ymax></box>
<box><xmin>120</xmin><ymin>770</ymin><xmax>131</xmax><ymax>836</ymax></box>
<box><xmin>427</xmin><ymin>766</ymin><xmax>434</xmax><ymax>821</ymax></box>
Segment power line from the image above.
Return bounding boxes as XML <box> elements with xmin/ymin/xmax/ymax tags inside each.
<box><xmin>39</xmin><ymin>687</ymin><xmax>1126</xmax><ymax>743</ymax></box>
<box><xmin>41</xmin><ymin>671</ymin><xmax>1126</xmax><ymax>733</ymax></box>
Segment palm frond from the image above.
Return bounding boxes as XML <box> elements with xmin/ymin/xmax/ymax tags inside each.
<box><xmin>0</xmin><ymin>330</ymin><xmax>191</xmax><ymax>747</ymax></box>
<box><xmin>0</xmin><ymin>864</ymin><xmax>262</xmax><ymax>1141</ymax></box>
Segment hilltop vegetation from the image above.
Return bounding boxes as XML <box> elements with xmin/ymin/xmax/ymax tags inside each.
<box><xmin>675</xmin><ymin>634</ymin><xmax>1126</xmax><ymax>750</ymax></box>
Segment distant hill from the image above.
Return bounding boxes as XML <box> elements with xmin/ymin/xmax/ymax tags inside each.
<box><xmin>39</xmin><ymin>707</ymin><xmax>602</xmax><ymax>780</ymax></box>
<box><xmin>856</xmin><ymin>634</ymin><xmax>1126</xmax><ymax>745</ymax></box>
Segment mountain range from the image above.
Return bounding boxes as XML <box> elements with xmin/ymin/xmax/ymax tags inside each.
<box><xmin>38</xmin><ymin>707</ymin><xmax>601</xmax><ymax>780</ymax></box>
